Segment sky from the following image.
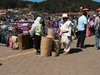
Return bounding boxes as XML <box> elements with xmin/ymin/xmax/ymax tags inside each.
<box><xmin>28</xmin><ymin>0</ymin><xmax>100</xmax><ymax>2</ymax></box>
<box><xmin>28</xmin><ymin>0</ymin><xmax>44</xmax><ymax>2</ymax></box>
<box><xmin>93</xmin><ymin>0</ymin><xmax>100</xmax><ymax>2</ymax></box>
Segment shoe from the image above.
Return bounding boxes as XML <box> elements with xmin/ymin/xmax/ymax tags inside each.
<box><xmin>36</xmin><ymin>52</ymin><xmax>40</xmax><ymax>55</ymax></box>
<box><xmin>81</xmin><ymin>46</ymin><xmax>86</xmax><ymax>49</ymax></box>
<box><xmin>76</xmin><ymin>45</ymin><xmax>80</xmax><ymax>48</ymax></box>
<box><xmin>12</xmin><ymin>48</ymin><xmax>16</xmax><ymax>50</ymax></box>
<box><xmin>96</xmin><ymin>48</ymin><xmax>99</xmax><ymax>50</ymax></box>
<box><xmin>74</xmin><ymin>37</ymin><xmax>77</xmax><ymax>40</ymax></box>
<box><xmin>63</xmin><ymin>52</ymin><xmax>68</xmax><ymax>55</ymax></box>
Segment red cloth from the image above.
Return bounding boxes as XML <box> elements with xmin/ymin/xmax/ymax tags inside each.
<box><xmin>9</xmin><ymin>35</ymin><xmax>13</xmax><ymax>48</ymax></box>
<box><xmin>28</xmin><ymin>23</ymin><xmax>33</xmax><ymax>30</ymax></box>
<box><xmin>86</xmin><ymin>25</ymin><xmax>91</xmax><ymax>37</ymax></box>
<box><xmin>12</xmin><ymin>23</ymin><xmax>18</xmax><ymax>28</ymax></box>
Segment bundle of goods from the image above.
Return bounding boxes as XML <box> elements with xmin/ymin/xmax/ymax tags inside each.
<box><xmin>12</xmin><ymin>35</ymin><xmax>18</xmax><ymax>50</ymax></box>
<box><xmin>40</xmin><ymin>36</ymin><xmax>53</xmax><ymax>57</ymax></box>
<box><xmin>18</xmin><ymin>34</ymin><xmax>30</xmax><ymax>50</ymax></box>
<box><xmin>0</xmin><ymin>25</ymin><xmax>7</xmax><ymax>30</ymax></box>
<box><xmin>22</xmin><ymin>23</ymin><xmax>29</xmax><ymax>34</ymax></box>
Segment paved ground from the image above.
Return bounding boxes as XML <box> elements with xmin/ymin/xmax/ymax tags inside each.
<box><xmin>0</xmin><ymin>35</ymin><xmax>100</xmax><ymax>75</ymax></box>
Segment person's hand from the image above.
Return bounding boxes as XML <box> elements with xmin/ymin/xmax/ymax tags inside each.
<box><xmin>43</xmin><ymin>35</ymin><xmax>46</xmax><ymax>37</ymax></box>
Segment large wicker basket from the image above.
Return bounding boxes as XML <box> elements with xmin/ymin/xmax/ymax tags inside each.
<box><xmin>18</xmin><ymin>34</ymin><xmax>30</xmax><ymax>50</ymax></box>
<box><xmin>52</xmin><ymin>40</ymin><xmax>61</xmax><ymax>57</ymax></box>
<box><xmin>40</xmin><ymin>36</ymin><xmax>53</xmax><ymax>57</ymax></box>
<box><xmin>47</xmin><ymin>28</ymin><xmax>55</xmax><ymax>39</ymax></box>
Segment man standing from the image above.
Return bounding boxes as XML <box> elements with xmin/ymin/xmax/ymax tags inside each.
<box><xmin>60</xmin><ymin>13</ymin><xmax>73</xmax><ymax>55</ymax></box>
<box><xmin>94</xmin><ymin>14</ymin><xmax>100</xmax><ymax>50</ymax></box>
<box><xmin>76</xmin><ymin>11</ymin><xmax>88</xmax><ymax>48</ymax></box>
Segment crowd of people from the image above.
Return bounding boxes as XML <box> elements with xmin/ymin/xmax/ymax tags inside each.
<box><xmin>0</xmin><ymin>11</ymin><xmax>100</xmax><ymax>55</ymax></box>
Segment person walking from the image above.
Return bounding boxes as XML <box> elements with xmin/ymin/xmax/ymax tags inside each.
<box><xmin>94</xmin><ymin>14</ymin><xmax>100</xmax><ymax>50</ymax></box>
<box><xmin>60</xmin><ymin>13</ymin><xmax>73</xmax><ymax>55</ymax></box>
<box><xmin>76</xmin><ymin>11</ymin><xmax>88</xmax><ymax>48</ymax></box>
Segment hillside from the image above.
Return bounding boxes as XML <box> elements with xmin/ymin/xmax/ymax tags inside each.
<box><xmin>0</xmin><ymin>0</ymin><xmax>100</xmax><ymax>14</ymax></box>
<box><xmin>31</xmin><ymin>0</ymin><xmax>100</xmax><ymax>13</ymax></box>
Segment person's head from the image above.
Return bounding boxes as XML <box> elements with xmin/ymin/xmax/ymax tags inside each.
<box><xmin>40</xmin><ymin>18</ymin><xmax>45</xmax><ymax>27</ymax></box>
<box><xmin>93</xmin><ymin>14</ymin><xmax>96</xmax><ymax>18</ymax></box>
<box><xmin>40</xmin><ymin>18</ymin><xmax>44</xmax><ymax>23</ymax></box>
<box><xmin>62</xmin><ymin>13</ymin><xmax>69</xmax><ymax>22</ymax></box>
<box><xmin>96</xmin><ymin>13</ymin><xmax>100</xmax><ymax>17</ymax></box>
<box><xmin>83</xmin><ymin>11</ymin><xmax>87</xmax><ymax>17</ymax></box>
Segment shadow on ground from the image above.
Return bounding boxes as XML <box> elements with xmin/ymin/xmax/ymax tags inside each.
<box><xmin>69</xmin><ymin>48</ymin><xmax>83</xmax><ymax>54</ymax></box>
<box><xmin>85</xmin><ymin>44</ymin><xmax>95</xmax><ymax>48</ymax></box>
<box><xmin>59</xmin><ymin>48</ymin><xmax>83</xmax><ymax>54</ymax></box>
<box><xmin>0</xmin><ymin>63</ymin><xmax>2</xmax><ymax>66</ymax></box>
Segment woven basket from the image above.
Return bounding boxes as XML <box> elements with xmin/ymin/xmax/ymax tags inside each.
<box><xmin>51</xmin><ymin>40</ymin><xmax>61</xmax><ymax>56</ymax></box>
<box><xmin>47</xmin><ymin>28</ymin><xmax>55</xmax><ymax>39</ymax></box>
<box><xmin>18</xmin><ymin>34</ymin><xmax>30</xmax><ymax>50</ymax></box>
<box><xmin>54</xmin><ymin>40</ymin><xmax>60</xmax><ymax>51</ymax></box>
<box><xmin>40</xmin><ymin>36</ymin><xmax>53</xmax><ymax>57</ymax></box>
<box><xmin>52</xmin><ymin>51</ymin><xmax>58</xmax><ymax>57</ymax></box>
<box><xmin>55</xmin><ymin>35</ymin><xmax>61</xmax><ymax>40</ymax></box>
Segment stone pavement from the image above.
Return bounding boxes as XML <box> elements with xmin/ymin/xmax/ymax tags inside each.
<box><xmin>0</xmin><ymin>35</ymin><xmax>100</xmax><ymax>75</ymax></box>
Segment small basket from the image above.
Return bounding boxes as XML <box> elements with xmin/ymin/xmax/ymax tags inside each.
<box><xmin>51</xmin><ymin>51</ymin><xmax>58</xmax><ymax>57</ymax></box>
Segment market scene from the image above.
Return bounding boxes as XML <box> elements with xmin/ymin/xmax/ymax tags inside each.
<box><xmin>0</xmin><ymin>0</ymin><xmax>100</xmax><ymax>75</ymax></box>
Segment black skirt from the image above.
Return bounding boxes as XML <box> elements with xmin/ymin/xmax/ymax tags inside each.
<box><xmin>34</xmin><ymin>35</ymin><xmax>41</xmax><ymax>50</ymax></box>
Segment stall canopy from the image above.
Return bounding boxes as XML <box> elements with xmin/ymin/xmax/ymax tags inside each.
<box><xmin>96</xmin><ymin>8</ymin><xmax>100</xmax><ymax>11</ymax></box>
<box><xmin>82</xmin><ymin>8</ymin><xmax>90</xmax><ymax>11</ymax></box>
<box><xmin>0</xmin><ymin>10</ymin><xmax>7</xmax><ymax>15</ymax></box>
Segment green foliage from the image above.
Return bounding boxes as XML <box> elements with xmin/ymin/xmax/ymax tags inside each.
<box><xmin>31</xmin><ymin>0</ymin><xmax>100</xmax><ymax>13</ymax></box>
<box><xmin>0</xmin><ymin>0</ymin><xmax>100</xmax><ymax>14</ymax></box>
<box><xmin>0</xmin><ymin>0</ymin><xmax>31</xmax><ymax>9</ymax></box>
